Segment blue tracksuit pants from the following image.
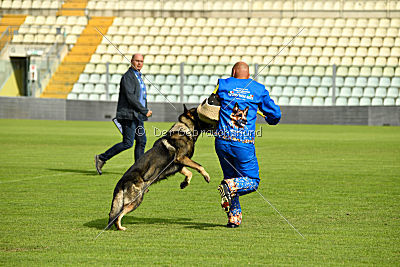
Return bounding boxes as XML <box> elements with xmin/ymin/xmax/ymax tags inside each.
<box><xmin>215</xmin><ymin>138</ymin><xmax>260</xmax><ymax>225</ymax></box>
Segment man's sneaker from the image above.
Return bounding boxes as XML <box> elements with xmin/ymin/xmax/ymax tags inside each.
<box><xmin>226</xmin><ymin>223</ymin><xmax>239</xmax><ymax>228</ymax></box>
<box><xmin>95</xmin><ymin>155</ymin><xmax>105</xmax><ymax>175</ymax></box>
<box><xmin>218</xmin><ymin>183</ymin><xmax>232</xmax><ymax>213</ymax></box>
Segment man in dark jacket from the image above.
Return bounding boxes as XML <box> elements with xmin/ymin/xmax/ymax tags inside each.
<box><xmin>95</xmin><ymin>54</ymin><xmax>152</xmax><ymax>175</ymax></box>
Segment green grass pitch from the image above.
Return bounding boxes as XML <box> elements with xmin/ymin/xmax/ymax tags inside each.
<box><xmin>0</xmin><ymin>119</ymin><xmax>399</xmax><ymax>265</ymax></box>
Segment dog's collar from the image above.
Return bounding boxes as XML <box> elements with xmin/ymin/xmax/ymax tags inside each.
<box><xmin>168</xmin><ymin>122</ymin><xmax>193</xmax><ymax>139</ymax></box>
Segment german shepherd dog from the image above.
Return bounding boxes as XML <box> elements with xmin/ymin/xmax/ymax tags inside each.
<box><xmin>107</xmin><ymin>105</ymin><xmax>216</xmax><ymax>230</ymax></box>
<box><xmin>230</xmin><ymin>102</ymin><xmax>249</xmax><ymax>129</ymax></box>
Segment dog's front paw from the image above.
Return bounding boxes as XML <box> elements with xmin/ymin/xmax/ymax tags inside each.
<box><xmin>203</xmin><ymin>172</ymin><xmax>211</xmax><ymax>183</ymax></box>
<box><xmin>180</xmin><ymin>181</ymin><xmax>189</xmax><ymax>189</ymax></box>
<box><xmin>117</xmin><ymin>226</ymin><xmax>127</xmax><ymax>231</ymax></box>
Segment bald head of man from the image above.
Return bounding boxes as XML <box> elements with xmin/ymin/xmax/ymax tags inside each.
<box><xmin>131</xmin><ymin>53</ymin><xmax>144</xmax><ymax>71</ymax></box>
<box><xmin>231</xmin><ymin>61</ymin><xmax>250</xmax><ymax>79</ymax></box>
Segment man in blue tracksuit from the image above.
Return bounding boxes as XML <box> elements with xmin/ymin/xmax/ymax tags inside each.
<box><xmin>215</xmin><ymin>62</ymin><xmax>281</xmax><ymax>228</ymax></box>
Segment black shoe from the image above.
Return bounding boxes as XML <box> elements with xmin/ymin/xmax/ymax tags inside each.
<box><xmin>95</xmin><ymin>155</ymin><xmax>105</xmax><ymax>175</ymax></box>
<box><xmin>226</xmin><ymin>223</ymin><xmax>239</xmax><ymax>228</ymax></box>
<box><xmin>218</xmin><ymin>183</ymin><xmax>232</xmax><ymax>213</ymax></box>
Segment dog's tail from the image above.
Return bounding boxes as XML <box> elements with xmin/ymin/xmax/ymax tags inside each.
<box><xmin>107</xmin><ymin>180</ymin><xmax>124</xmax><ymax>229</ymax></box>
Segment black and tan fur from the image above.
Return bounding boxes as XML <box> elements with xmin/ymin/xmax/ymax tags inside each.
<box><xmin>230</xmin><ymin>102</ymin><xmax>249</xmax><ymax>129</ymax></box>
<box><xmin>107</xmin><ymin>105</ymin><xmax>214</xmax><ymax>230</ymax></box>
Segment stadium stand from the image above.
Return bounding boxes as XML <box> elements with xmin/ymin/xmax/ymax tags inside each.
<box><xmin>0</xmin><ymin>0</ymin><xmax>399</xmax><ymax>106</ymax></box>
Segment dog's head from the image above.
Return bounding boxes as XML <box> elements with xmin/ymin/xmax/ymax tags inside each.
<box><xmin>230</xmin><ymin>102</ymin><xmax>249</xmax><ymax>129</ymax></box>
<box><xmin>179</xmin><ymin>104</ymin><xmax>216</xmax><ymax>134</ymax></box>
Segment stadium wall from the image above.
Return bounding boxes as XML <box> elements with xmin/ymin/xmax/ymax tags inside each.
<box><xmin>0</xmin><ymin>96</ymin><xmax>399</xmax><ymax>126</ymax></box>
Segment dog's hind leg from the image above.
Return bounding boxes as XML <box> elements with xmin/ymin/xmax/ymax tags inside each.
<box><xmin>115</xmin><ymin>193</ymin><xmax>145</xmax><ymax>231</ymax></box>
<box><xmin>115</xmin><ymin>180</ymin><xmax>148</xmax><ymax>231</ymax></box>
<box><xmin>180</xmin><ymin>167</ymin><xmax>193</xmax><ymax>189</ymax></box>
<box><xmin>107</xmin><ymin>184</ymin><xmax>124</xmax><ymax>229</ymax></box>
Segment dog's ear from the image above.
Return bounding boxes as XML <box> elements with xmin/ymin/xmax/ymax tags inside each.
<box><xmin>232</xmin><ymin>102</ymin><xmax>239</xmax><ymax>112</ymax></box>
<box><xmin>183</xmin><ymin>104</ymin><xmax>188</xmax><ymax>113</ymax></box>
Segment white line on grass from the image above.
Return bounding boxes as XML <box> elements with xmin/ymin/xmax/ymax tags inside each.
<box><xmin>0</xmin><ymin>164</ymin><xmax>130</xmax><ymax>184</ymax></box>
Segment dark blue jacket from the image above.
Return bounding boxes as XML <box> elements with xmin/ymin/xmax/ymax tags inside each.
<box><xmin>116</xmin><ymin>68</ymin><xmax>148</xmax><ymax>121</ymax></box>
